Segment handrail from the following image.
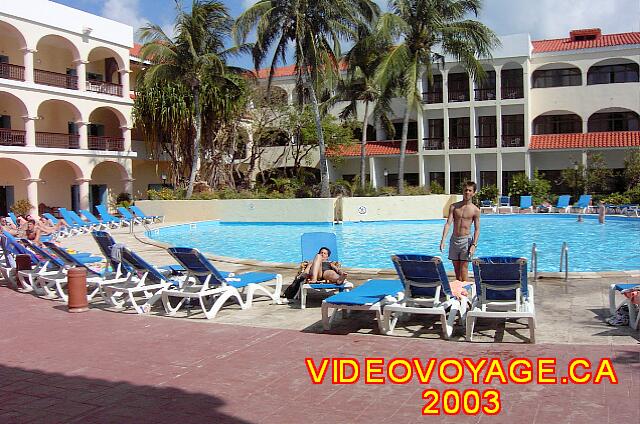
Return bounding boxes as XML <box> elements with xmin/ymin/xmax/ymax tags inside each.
<box><xmin>530</xmin><ymin>243</ymin><xmax>538</xmax><ymax>281</ymax></box>
<box><xmin>559</xmin><ymin>242</ymin><xmax>569</xmax><ymax>281</ymax></box>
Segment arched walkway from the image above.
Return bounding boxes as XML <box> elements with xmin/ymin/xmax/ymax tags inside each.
<box><xmin>88</xmin><ymin>107</ymin><xmax>128</xmax><ymax>151</ymax></box>
<box><xmin>35</xmin><ymin>100</ymin><xmax>82</xmax><ymax>148</ymax></box>
<box><xmin>0</xmin><ymin>158</ymin><xmax>31</xmax><ymax>216</ymax></box>
<box><xmin>38</xmin><ymin>160</ymin><xmax>83</xmax><ymax>211</ymax></box>
<box><xmin>34</xmin><ymin>35</ymin><xmax>81</xmax><ymax>90</ymax></box>
<box><xmin>0</xmin><ymin>91</ymin><xmax>29</xmax><ymax>146</ymax></box>
<box><xmin>0</xmin><ymin>21</ymin><xmax>27</xmax><ymax>81</ymax></box>
<box><xmin>86</xmin><ymin>47</ymin><xmax>127</xmax><ymax>97</ymax></box>
<box><xmin>90</xmin><ymin>161</ymin><xmax>130</xmax><ymax>212</ymax></box>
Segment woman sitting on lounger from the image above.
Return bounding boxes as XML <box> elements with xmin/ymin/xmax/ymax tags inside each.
<box><xmin>303</xmin><ymin>247</ymin><xmax>348</xmax><ymax>283</ymax></box>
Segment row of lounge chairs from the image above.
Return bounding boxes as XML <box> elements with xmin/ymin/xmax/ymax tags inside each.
<box><xmin>0</xmin><ymin>229</ymin><xmax>282</xmax><ymax>320</ymax></box>
<box><xmin>481</xmin><ymin>194</ymin><xmax>598</xmax><ymax>214</ymax></box>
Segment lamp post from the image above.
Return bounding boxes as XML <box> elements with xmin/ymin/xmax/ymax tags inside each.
<box><xmin>383</xmin><ymin>168</ymin><xmax>389</xmax><ymax>187</ymax></box>
<box><xmin>161</xmin><ymin>173</ymin><xmax>167</xmax><ymax>187</ymax></box>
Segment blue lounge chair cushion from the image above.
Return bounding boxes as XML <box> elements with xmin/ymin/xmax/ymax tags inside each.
<box><xmin>324</xmin><ymin>279</ymin><xmax>403</xmax><ymax>306</ymax></box>
<box><xmin>392</xmin><ymin>254</ymin><xmax>450</xmax><ymax>298</ymax></box>
<box><xmin>473</xmin><ymin>256</ymin><xmax>528</xmax><ymax>301</ymax></box>
<box><xmin>309</xmin><ymin>283</ymin><xmax>348</xmax><ymax>291</ymax></box>
<box><xmin>519</xmin><ymin>196</ymin><xmax>532</xmax><ymax>209</ymax></box>
<box><xmin>614</xmin><ymin>283</ymin><xmax>638</xmax><ymax>292</ymax></box>
<box><xmin>226</xmin><ymin>271</ymin><xmax>279</xmax><ymax>288</ymax></box>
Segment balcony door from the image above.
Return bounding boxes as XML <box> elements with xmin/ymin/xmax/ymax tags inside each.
<box><xmin>0</xmin><ymin>186</ymin><xmax>14</xmax><ymax>216</ymax></box>
<box><xmin>90</xmin><ymin>184</ymin><xmax>107</xmax><ymax>213</ymax></box>
<box><xmin>71</xmin><ymin>185</ymin><xmax>80</xmax><ymax>212</ymax></box>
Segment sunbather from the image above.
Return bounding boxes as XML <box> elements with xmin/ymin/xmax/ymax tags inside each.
<box><xmin>25</xmin><ymin>219</ymin><xmax>43</xmax><ymax>246</ymax></box>
<box><xmin>303</xmin><ymin>247</ymin><xmax>347</xmax><ymax>284</ymax></box>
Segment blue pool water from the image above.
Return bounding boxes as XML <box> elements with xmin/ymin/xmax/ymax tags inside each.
<box><xmin>148</xmin><ymin>215</ymin><xmax>640</xmax><ymax>272</ymax></box>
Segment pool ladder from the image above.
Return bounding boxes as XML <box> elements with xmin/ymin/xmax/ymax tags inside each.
<box><xmin>530</xmin><ymin>243</ymin><xmax>538</xmax><ymax>281</ymax></box>
<box><xmin>559</xmin><ymin>242</ymin><xmax>569</xmax><ymax>281</ymax></box>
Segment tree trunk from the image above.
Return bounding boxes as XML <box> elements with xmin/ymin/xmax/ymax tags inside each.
<box><xmin>397</xmin><ymin>102</ymin><xmax>411</xmax><ymax>195</ymax></box>
<box><xmin>360</xmin><ymin>101</ymin><xmax>370</xmax><ymax>191</ymax></box>
<box><xmin>186</xmin><ymin>86</ymin><xmax>201</xmax><ymax>199</ymax></box>
<box><xmin>305</xmin><ymin>72</ymin><xmax>331</xmax><ymax>198</ymax></box>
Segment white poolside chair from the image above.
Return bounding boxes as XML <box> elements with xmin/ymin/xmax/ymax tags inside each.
<box><xmin>467</xmin><ymin>257</ymin><xmax>536</xmax><ymax>343</ymax></box>
<box><xmin>497</xmin><ymin>196</ymin><xmax>515</xmax><ymax>214</ymax></box>
<box><xmin>479</xmin><ymin>200</ymin><xmax>496</xmax><ymax>214</ymax></box>
<box><xmin>321</xmin><ymin>279</ymin><xmax>404</xmax><ymax>332</ymax></box>
<box><xmin>382</xmin><ymin>255</ymin><xmax>469</xmax><ymax>339</ymax></box>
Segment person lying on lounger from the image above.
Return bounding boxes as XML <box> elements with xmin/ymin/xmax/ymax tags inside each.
<box><xmin>303</xmin><ymin>247</ymin><xmax>348</xmax><ymax>283</ymax></box>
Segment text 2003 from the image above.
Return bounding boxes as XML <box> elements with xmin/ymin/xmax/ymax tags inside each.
<box><xmin>422</xmin><ymin>389</ymin><xmax>501</xmax><ymax>415</ymax></box>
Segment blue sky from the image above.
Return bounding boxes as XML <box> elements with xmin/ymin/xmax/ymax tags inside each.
<box><xmin>52</xmin><ymin>0</ymin><xmax>640</xmax><ymax>70</ymax></box>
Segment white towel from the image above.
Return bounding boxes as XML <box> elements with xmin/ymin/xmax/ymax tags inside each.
<box><xmin>110</xmin><ymin>243</ymin><xmax>126</xmax><ymax>262</ymax></box>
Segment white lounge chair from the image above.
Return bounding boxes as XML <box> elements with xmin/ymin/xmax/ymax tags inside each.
<box><xmin>497</xmin><ymin>196</ymin><xmax>515</xmax><ymax>214</ymax></box>
<box><xmin>466</xmin><ymin>257</ymin><xmax>536</xmax><ymax>343</ymax></box>
<box><xmin>383</xmin><ymin>255</ymin><xmax>469</xmax><ymax>339</ymax></box>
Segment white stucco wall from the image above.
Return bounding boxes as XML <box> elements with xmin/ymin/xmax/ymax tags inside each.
<box><xmin>341</xmin><ymin>195</ymin><xmax>461</xmax><ymax>221</ymax></box>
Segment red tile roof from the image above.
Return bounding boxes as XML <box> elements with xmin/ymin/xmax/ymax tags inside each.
<box><xmin>532</xmin><ymin>31</ymin><xmax>640</xmax><ymax>53</ymax></box>
<box><xmin>329</xmin><ymin>140</ymin><xmax>419</xmax><ymax>157</ymax></box>
<box><xmin>130</xmin><ymin>43</ymin><xmax>142</xmax><ymax>58</ymax></box>
<box><xmin>530</xmin><ymin>131</ymin><xmax>640</xmax><ymax>150</ymax></box>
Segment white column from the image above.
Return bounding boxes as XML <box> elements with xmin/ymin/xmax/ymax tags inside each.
<box><xmin>417</xmin><ymin>76</ymin><xmax>426</xmax><ymax>187</ymax></box>
<box><xmin>525</xmin><ymin>151</ymin><xmax>532</xmax><ymax>179</ymax></box>
<box><xmin>369</xmin><ymin>156</ymin><xmax>377</xmax><ymax>189</ymax></box>
<box><xmin>122</xmin><ymin>178</ymin><xmax>134</xmax><ymax>197</ymax></box>
<box><xmin>442</xmin><ymin>69</ymin><xmax>449</xmax><ymax>105</ymax></box>
<box><xmin>77</xmin><ymin>121</ymin><xmax>89</xmax><ymax>149</ymax></box>
<box><xmin>375</xmin><ymin>121</ymin><xmax>386</xmax><ymax>141</ymax></box>
<box><xmin>76</xmin><ymin>178</ymin><xmax>91</xmax><ymax>211</ymax></box>
<box><xmin>119</xmin><ymin>69</ymin><xmax>131</xmax><ymax>98</ymax></box>
<box><xmin>25</xmin><ymin>178</ymin><xmax>40</xmax><ymax>216</ymax></box>
<box><xmin>120</xmin><ymin>126</ymin><xmax>132</xmax><ymax>151</ymax></box>
<box><xmin>23</xmin><ymin>116</ymin><xmax>37</xmax><ymax>147</ymax></box>
<box><xmin>22</xmin><ymin>48</ymin><xmax>36</xmax><ymax>83</ymax></box>
<box><xmin>523</xmin><ymin>61</ymin><xmax>531</xmax><ymax>149</ymax></box>
<box><xmin>470</xmin><ymin>106</ymin><xmax>476</xmax><ymax>149</ymax></box>
<box><xmin>418</xmin><ymin>155</ymin><xmax>426</xmax><ymax>187</ymax></box>
<box><xmin>582</xmin><ymin>150</ymin><xmax>588</xmax><ymax>169</ymax></box>
<box><xmin>75</xmin><ymin>60</ymin><xmax>88</xmax><ymax>91</ymax></box>
<box><xmin>471</xmin><ymin>153</ymin><xmax>478</xmax><ymax>185</ymax></box>
<box><xmin>444</xmin><ymin>155</ymin><xmax>451</xmax><ymax>194</ymax></box>
<box><xmin>495</xmin><ymin>65</ymin><xmax>502</xmax><ymax>101</ymax></box>
<box><xmin>497</xmin><ymin>152</ymin><xmax>504</xmax><ymax>195</ymax></box>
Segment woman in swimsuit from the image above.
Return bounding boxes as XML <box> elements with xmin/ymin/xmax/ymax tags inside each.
<box><xmin>25</xmin><ymin>219</ymin><xmax>42</xmax><ymax>246</ymax></box>
<box><xmin>303</xmin><ymin>247</ymin><xmax>347</xmax><ymax>283</ymax></box>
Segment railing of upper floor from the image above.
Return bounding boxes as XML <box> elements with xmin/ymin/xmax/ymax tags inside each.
<box><xmin>502</xmin><ymin>135</ymin><xmax>525</xmax><ymax>147</ymax></box>
<box><xmin>86</xmin><ymin>79</ymin><xmax>123</xmax><ymax>97</ymax></box>
<box><xmin>423</xmin><ymin>137</ymin><xmax>444</xmax><ymax>150</ymax></box>
<box><xmin>35</xmin><ymin>132</ymin><xmax>80</xmax><ymax>149</ymax></box>
<box><xmin>34</xmin><ymin>69</ymin><xmax>78</xmax><ymax>90</ymax></box>
<box><xmin>475</xmin><ymin>135</ymin><xmax>497</xmax><ymax>148</ymax></box>
<box><xmin>449</xmin><ymin>137</ymin><xmax>470</xmax><ymax>149</ymax></box>
<box><xmin>88</xmin><ymin>136</ymin><xmax>124</xmax><ymax>151</ymax></box>
<box><xmin>0</xmin><ymin>128</ymin><xmax>26</xmax><ymax>146</ymax></box>
<box><xmin>474</xmin><ymin>88</ymin><xmax>497</xmax><ymax>101</ymax></box>
<box><xmin>0</xmin><ymin>63</ymin><xmax>25</xmax><ymax>81</ymax></box>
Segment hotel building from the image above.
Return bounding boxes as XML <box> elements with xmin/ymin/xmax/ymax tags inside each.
<box><xmin>1</xmin><ymin>1</ymin><xmax>638</xmax><ymax>218</ymax></box>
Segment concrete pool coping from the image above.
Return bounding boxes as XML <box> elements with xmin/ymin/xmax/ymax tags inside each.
<box><xmin>138</xmin><ymin>218</ymin><xmax>640</xmax><ymax>280</ymax></box>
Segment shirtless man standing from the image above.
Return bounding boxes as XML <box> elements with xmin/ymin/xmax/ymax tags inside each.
<box><xmin>439</xmin><ymin>181</ymin><xmax>480</xmax><ymax>282</ymax></box>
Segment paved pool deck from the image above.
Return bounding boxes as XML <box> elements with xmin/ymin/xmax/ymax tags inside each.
<box><xmin>0</xmin><ymin>226</ymin><xmax>638</xmax><ymax>423</ymax></box>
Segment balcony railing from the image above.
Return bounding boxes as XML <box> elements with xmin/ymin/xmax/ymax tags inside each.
<box><xmin>34</xmin><ymin>69</ymin><xmax>78</xmax><ymax>90</ymax></box>
<box><xmin>474</xmin><ymin>88</ymin><xmax>497</xmax><ymax>101</ymax></box>
<box><xmin>502</xmin><ymin>135</ymin><xmax>525</xmax><ymax>147</ymax></box>
<box><xmin>0</xmin><ymin>128</ymin><xmax>26</xmax><ymax>146</ymax></box>
<box><xmin>88</xmin><ymin>136</ymin><xmax>124</xmax><ymax>151</ymax></box>
<box><xmin>449</xmin><ymin>137</ymin><xmax>471</xmax><ymax>149</ymax></box>
<box><xmin>501</xmin><ymin>86</ymin><xmax>524</xmax><ymax>99</ymax></box>
<box><xmin>35</xmin><ymin>132</ymin><xmax>80</xmax><ymax>149</ymax></box>
<box><xmin>422</xmin><ymin>91</ymin><xmax>443</xmax><ymax>104</ymax></box>
<box><xmin>86</xmin><ymin>79</ymin><xmax>123</xmax><ymax>97</ymax></box>
<box><xmin>448</xmin><ymin>89</ymin><xmax>470</xmax><ymax>102</ymax></box>
<box><xmin>423</xmin><ymin>137</ymin><xmax>444</xmax><ymax>150</ymax></box>
<box><xmin>475</xmin><ymin>135</ymin><xmax>497</xmax><ymax>148</ymax></box>
<box><xmin>0</xmin><ymin>63</ymin><xmax>25</xmax><ymax>81</ymax></box>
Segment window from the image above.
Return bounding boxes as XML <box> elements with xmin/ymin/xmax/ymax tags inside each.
<box><xmin>0</xmin><ymin>115</ymin><xmax>10</xmax><ymax>129</ymax></box>
<box><xmin>449</xmin><ymin>117</ymin><xmax>470</xmax><ymax>138</ymax></box>
<box><xmin>502</xmin><ymin>171</ymin><xmax>524</xmax><ymax>194</ymax></box>
<box><xmin>448</xmin><ymin>73</ymin><xmax>469</xmax><ymax>101</ymax></box>
<box><xmin>451</xmin><ymin>171</ymin><xmax>472</xmax><ymax>194</ymax></box>
<box><xmin>67</xmin><ymin>122</ymin><xmax>78</xmax><ymax>135</ymax></box>
<box><xmin>533</xmin><ymin>114</ymin><xmax>582</xmax><ymax>134</ymax></box>
<box><xmin>391</xmin><ymin>122</ymin><xmax>417</xmax><ymax>140</ymax></box>
<box><xmin>341</xmin><ymin>174</ymin><xmax>356</xmax><ymax>182</ymax></box>
<box><xmin>424</xmin><ymin>74</ymin><xmax>443</xmax><ymax>103</ymax></box>
<box><xmin>87</xmin><ymin>72</ymin><xmax>103</xmax><ymax>81</ymax></box>
<box><xmin>502</xmin><ymin>115</ymin><xmax>524</xmax><ymax>136</ymax></box>
<box><xmin>427</xmin><ymin>119</ymin><xmax>444</xmax><ymax>138</ymax></box>
<box><xmin>429</xmin><ymin>172</ymin><xmax>445</xmax><ymax>188</ymax></box>
<box><xmin>388</xmin><ymin>173</ymin><xmax>419</xmax><ymax>187</ymax></box>
<box><xmin>501</xmin><ymin>68</ymin><xmax>523</xmax><ymax>87</ymax></box>
<box><xmin>587</xmin><ymin>63</ymin><xmax>639</xmax><ymax>85</ymax></box>
<box><xmin>480</xmin><ymin>171</ymin><xmax>497</xmax><ymax>188</ymax></box>
<box><xmin>532</xmin><ymin>68</ymin><xmax>581</xmax><ymax>88</ymax></box>
<box><xmin>88</xmin><ymin>123</ymin><xmax>105</xmax><ymax>137</ymax></box>
<box><xmin>588</xmin><ymin>112</ymin><xmax>640</xmax><ymax>132</ymax></box>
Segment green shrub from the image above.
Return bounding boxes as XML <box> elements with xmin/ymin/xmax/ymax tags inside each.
<box><xmin>429</xmin><ymin>181</ymin><xmax>444</xmax><ymax>194</ymax></box>
<box><xmin>404</xmin><ymin>186</ymin><xmax>430</xmax><ymax>196</ymax></box>
<box><xmin>601</xmin><ymin>192</ymin><xmax>631</xmax><ymax>205</ymax></box>
<box><xmin>624</xmin><ymin>185</ymin><xmax>640</xmax><ymax>204</ymax></box>
<box><xmin>477</xmin><ymin>184</ymin><xmax>498</xmax><ymax>202</ymax></box>
<box><xmin>10</xmin><ymin>199</ymin><xmax>33</xmax><ymax>216</ymax></box>
<box><xmin>508</xmin><ymin>170</ymin><xmax>551</xmax><ymax>206</ymax></box>
<box><xmin>377</xmin><ymin>186</ymin><xmax>397</xmax><ymax>196</ymax></box>
<box><xmin>147</xmin><ymin>187</ymin><xmax>185</xmax><ymax>200</ymax></box>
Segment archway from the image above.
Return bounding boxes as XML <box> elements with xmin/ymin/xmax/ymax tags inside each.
<box><xmin>90</xmin><ymin>161</ymin><xmax>129</xmax><ymax>212</ymax></box>
<box><xmin>0</xmin><ymin>91</ymin><xmax>28</xmax><ymax>146</ymax></box>
<box><xmin>588</xmin><ymin>108</ymin><xmax>639</xmax><ymax>132</ymax></box>
<box><xmin>587</xmin><ymin>58</ymin><xmax>639</xmax><ymax>85</ymax></box>
<box><xmin>34</xmin><ymin>35</ymin><xmax>80</xmax><ymax>90</ymax></box>
<box><xmin>88</xmin><ymin>107</ymin><xmax>127</xmax><ymax>151</ymax></box>
<box><xmin>532</xmin><ymin>63</ymin><xmax>581</xmax><ymax>88</ymax></box>
<box><xmin>38</xmin><ymin>160</ymin><xmax>83</xmax><ymax>211</ymax></box>
<box><xmin>86</xmin><ymin>47</ymin><xmax>126</xmax><ymax>96</ymax></box>
<box><xmin>35</xmin><ymin>99</ymin><xmax>82</xmax><ymax>148</ymax></box>
<box><xmin>533</xmin><ymin>111</ymin><xmax>582</xmax><ymax>135</ymax></box>
<box><xmin>0</xmin><ymin>158</ymin><xmax>30</xmax><ymax>216</ymax></box>
<box><xmin>0</xmin><ymin>21</ymin><xmax>27</xmax><ymax>81</ymax></box>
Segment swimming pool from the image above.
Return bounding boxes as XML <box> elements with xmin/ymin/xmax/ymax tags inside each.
<box><xmin>147</xmin><ymin>215</ymin><xmax>640</xmax><ymax>272</ymax></box>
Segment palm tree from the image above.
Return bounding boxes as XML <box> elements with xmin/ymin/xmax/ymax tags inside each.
<box><xmin>234</xmin><ymin>0</ymin><xmax>380</xmax><ymax>198</ymax></box>
<box><xmin>138</xmin><ymin>0</ymin><xmax>237</xmax><ymax>198</ymax></box>
<box><xmin>329</xmin><ymin>22</ymin><xmax>396</xmax><ymax>191</ymax></box>
<box><xmin>376</xmin><ymin>0</ymin><xmax>499</xmax><ymax>194</ymax></box>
